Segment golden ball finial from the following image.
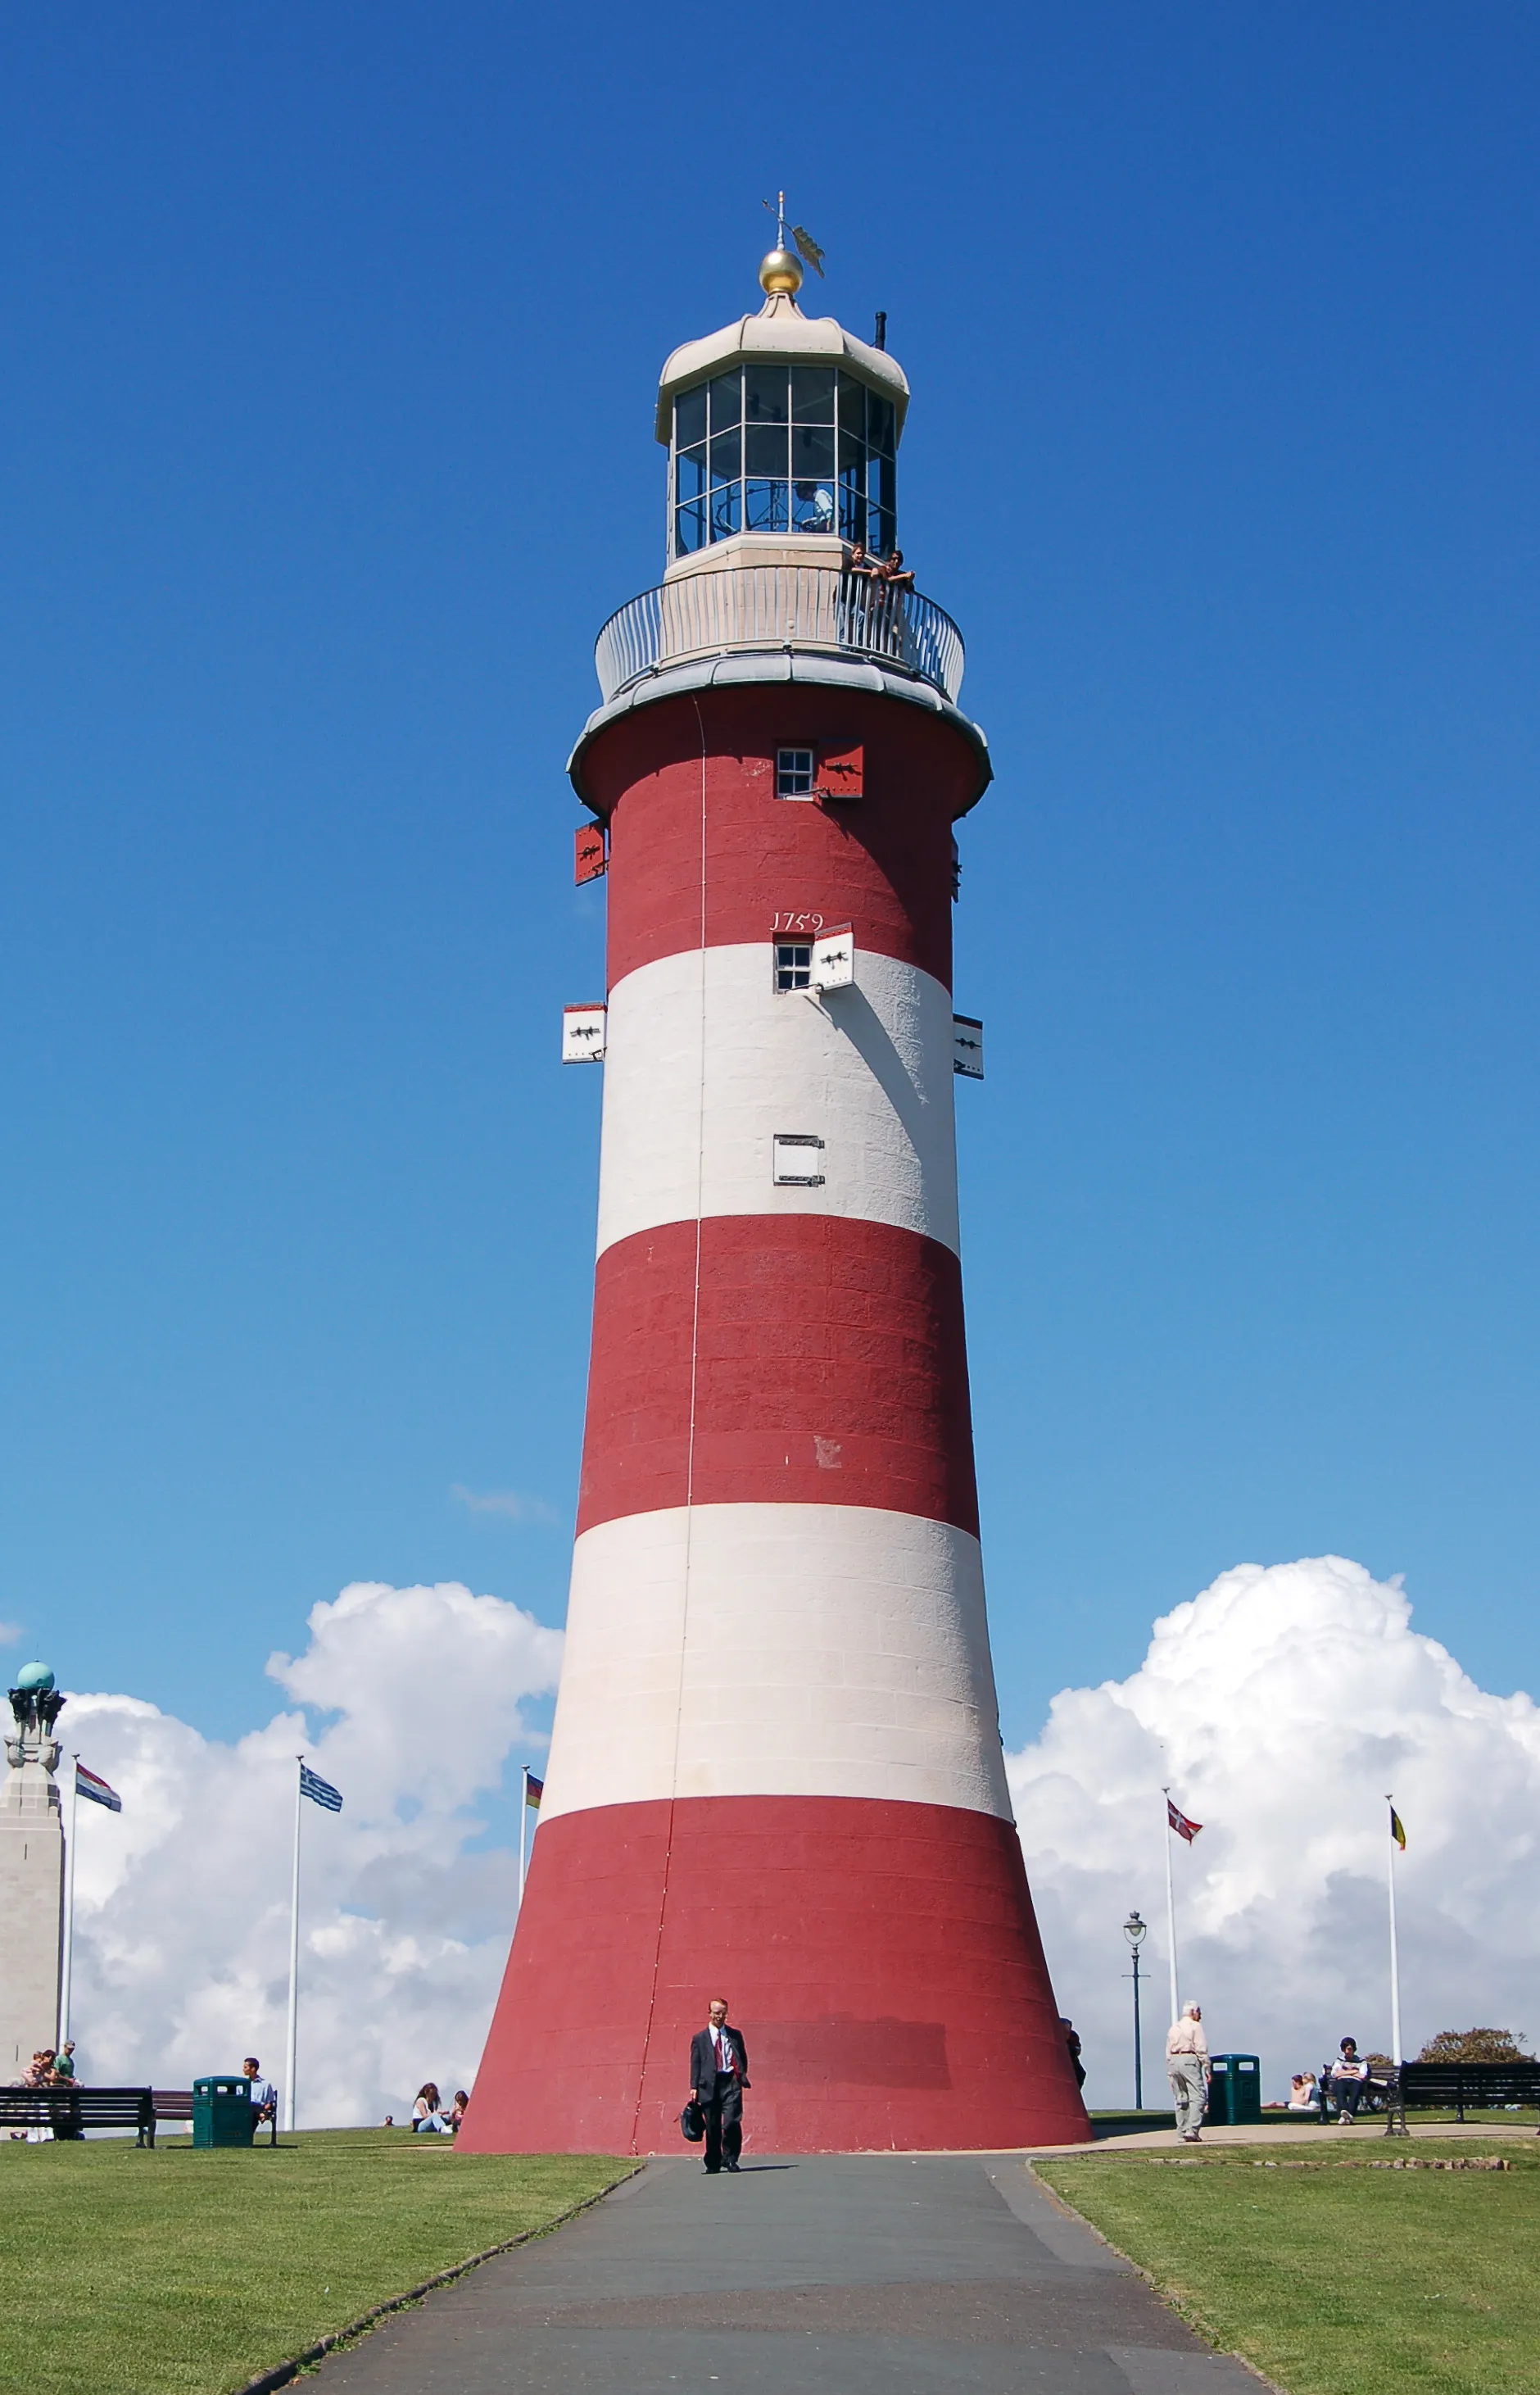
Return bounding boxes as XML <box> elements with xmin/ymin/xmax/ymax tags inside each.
<box><xmin>759</xmin><ymin>246</ymin><xmax>804</xmax><ymax>297</ymax></box>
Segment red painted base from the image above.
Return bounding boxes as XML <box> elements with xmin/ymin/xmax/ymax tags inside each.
<box><xmin>459</xmin><ymin>1794</ymin><xmax>1089</xmax><ymax>2155</ymax></box>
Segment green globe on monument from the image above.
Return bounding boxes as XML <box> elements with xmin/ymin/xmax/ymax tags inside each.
<box><xmin>14</xmin><ymin>1662</ymin><xmax>55</xmax><ymax>1692</ymax></box>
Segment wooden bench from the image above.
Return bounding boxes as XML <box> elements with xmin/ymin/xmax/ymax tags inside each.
<box><xmin>0</xmin><ymin>2086</ymin><xmax>275</xmax><ymax>2147</ymax></box>
<box><xmin>0</xmin><ymin>2086</ymin><xmax>156</xmax><ymax>2143</ymax></box>
<box><xmin>152</xmin><ymin>2089</ymin><xmax>277</xmax><ymax>2146</ymax></box>
<box><xmin>1393</xmin><ymin>2061</ymin><xmax>1540</xmax><ymax>2125</ymax></box>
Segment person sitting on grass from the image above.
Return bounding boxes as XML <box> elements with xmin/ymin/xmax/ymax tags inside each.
<box><xmin>448</xmin><ymin>2090</ymin><xmax>470</xmax><ymax>2134</ymax></box>
<box><xmin>411</xmin><ymin>2082</ymin><xmax>450</xmax><ymax>2133</ymax></box>
<box><xmin>1286</xmin><ymin>2071</ymin><xmax>1320</xmax><ymax>2114</ymax></box>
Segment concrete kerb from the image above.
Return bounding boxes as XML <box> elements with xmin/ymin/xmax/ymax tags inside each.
<box><xmin>235</xmin><ymin>2165</ymin><xmax>645</xmax><ymax>2393</ymax></box>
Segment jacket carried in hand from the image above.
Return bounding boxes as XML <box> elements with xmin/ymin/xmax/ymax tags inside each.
<box><xmin>691</xmin><ymin>2025</ymin><xmax>750</xmax><ymax>2095</ymax></box>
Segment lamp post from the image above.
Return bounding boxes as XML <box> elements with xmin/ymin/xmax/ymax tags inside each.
<box><xmin>1123</xmin><ymin>1910</ymin><xmax>1148</xmax><ymax>2112</ymax></box>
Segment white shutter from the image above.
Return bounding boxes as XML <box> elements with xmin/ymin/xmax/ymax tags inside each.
<box><xmin>809</xmin><ymin>927</ymin><xmax>854</xmax><ymax>991</ymax></box>
<box><xmin>952</xmin><ymin>1016</ymin><xmax>984</xmax><ymax>1080</ymax></box>
<box><xmin>562</xmin><ymin>1005</ymin><xmax>608</xmax><ymax>1064</ymax></box>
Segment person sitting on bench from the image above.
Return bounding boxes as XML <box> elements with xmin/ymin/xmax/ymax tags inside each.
<box><xmin>1329</xmin><ymin>2039</ymin><xmax>1370</xmax><ymax>2121</ymax></box>
<box><xmin>242</xmin><ymin>2057</ymin><xmax>278</xmax><ymax>2125</ymax></box>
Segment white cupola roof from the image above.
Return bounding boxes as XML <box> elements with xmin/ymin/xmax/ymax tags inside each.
<box><xmin>654</xmin><ymin>279</ymin><xmax>909</xmax><ymax>446</ymax></box>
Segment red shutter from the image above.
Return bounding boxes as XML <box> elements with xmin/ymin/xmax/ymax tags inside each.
<box><xmin>818</xmin><ymin>743</ymin><xmax>864</xmax><ymax>800</ymax></box>
<box><xmin>574</xmin><ymin>823</ymin><xmax>607</xmax><ymax>884</ymax></box>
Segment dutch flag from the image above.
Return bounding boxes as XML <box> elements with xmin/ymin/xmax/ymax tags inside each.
<box><xmin>76</xmin><ymin>1762</ymin><xmax>122</xmax><ymax>1813</ymax></box>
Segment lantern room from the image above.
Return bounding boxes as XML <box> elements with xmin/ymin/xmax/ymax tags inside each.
<box><xmin>655</xmin><ymin>246</ymin><xmax>910</xmax><ymax>573</ymax></box>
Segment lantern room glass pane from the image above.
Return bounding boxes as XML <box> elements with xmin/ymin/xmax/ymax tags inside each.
<box><xmin>708</xmin><ymin>371</ymin><xmax>741</xmax><ymax>432</ymax></box>
<box><xmin>790</xmin><ymin>367</ymin><xmax>836</xmax><ymax>423</ymax></box>
<box><xmin>676</xmin><ymin>499</ymin><xmax>707</xmax><ymax>554</ymax></box>
<box><xmin>709</xmin><ymin>429</ymin><xmax>741</xmax><ymax>485</ymax></box>
<box><xmin>744</xmin><ymin>424</ymin><xmax>790</xmax><ymax>479</ymax></box>
<box><xmin>792</xmin><ymin>424</ymin><xmax>835</xmax><ymax>480</ymax></box>
<box><xmin>675</xmin><ymin>384</ymin><xmax>707</xmax><ymax>448</ymax></box>
<box><xmin>745</xmin><ymin>478</ymin><xmax>790</xmax><ymax>531</ymax></box>
<box><xmin>867</xmin><ymin>395</ymin><xmax>896</xmax><ymax>456</ymax></box>
<box><xmin>711</xmin><ymin>481</ymin><xmax>741</xmax><ymax>539</ymax></box>
<box><xmin>676</xmin><ymin>445</ymin><xmax>707</xmax><ymax>502</ymax></box>
<box><xmin>837</xmin><ymin>374</ymin><xmax>867</xmax><ymax>438</ymax></box>
<box><xmin>792</xmin><ymin>480</ymin><xmax>836</xmax><ymax>531</ymax></box>
<box><xmin>744</xmin><ymin>365</ymin><xmax>790</xmax><ymax>424</ymax></box>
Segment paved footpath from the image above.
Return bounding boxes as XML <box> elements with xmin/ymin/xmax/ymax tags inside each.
<box><xmin>315</xmin><ymin>2152</ymin><xmax>1260</xmax><ymax>2394</ymax></box>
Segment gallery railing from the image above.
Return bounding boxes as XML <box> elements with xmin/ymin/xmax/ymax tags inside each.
<box><xmin>594</xmin><ymin>566</ymin><xmax>966</xmax><ymax>705</ymax></box>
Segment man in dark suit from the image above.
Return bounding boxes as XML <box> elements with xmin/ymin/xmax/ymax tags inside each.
<box><xmin>689</xmin><ymin>1996</ymin><xmax>749</xmax><ymax>2175</ymax></box>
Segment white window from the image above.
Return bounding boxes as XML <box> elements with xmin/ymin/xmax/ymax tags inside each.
<box><xmin>777</xmin><ymin>748</ymin><xmax>816</xmax><ymax>798</ymax></box>
<box><xmin>773</xmin><ymin>1134</ymin><xmax>826</xmax><ymax>1186</ymax></box>
<box><xmin>775</xmin><ymin>942</ymin><xmax>812</xmax><ymax>991</ymax></box>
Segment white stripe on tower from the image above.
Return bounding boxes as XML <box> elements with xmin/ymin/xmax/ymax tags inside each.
<box><xmin>595</xmin><ymin>945</ymin><xmax>961</xmax><ymax>1256</ymax></box>
<box><xmin>541</xmin><ymin>1504</ymin><xmax>1008</xmax><ymax>1821</ymax></box>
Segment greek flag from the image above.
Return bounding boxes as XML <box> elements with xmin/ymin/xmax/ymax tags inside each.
<box><xmin>299</xmin><ymin>1763</ymin><xmax>342</xmax><ymax>1813</ymax></box>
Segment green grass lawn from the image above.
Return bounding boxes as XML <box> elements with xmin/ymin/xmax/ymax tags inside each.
<box><xmin>1038</xmin><ymin>2137</ymin><xmax>1540</xmax><ymax>2395</ymax></box>
<box><xmin>0</xmin><ymin>2129</ymin><xmax>631</xmax><ymax>2395</ymax></box>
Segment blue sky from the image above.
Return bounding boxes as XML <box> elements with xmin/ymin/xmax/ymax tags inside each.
<box><xmin>2</xmin><ymin>2</ymin><xmax>1536</xmax><ymax>1753</ymax></box>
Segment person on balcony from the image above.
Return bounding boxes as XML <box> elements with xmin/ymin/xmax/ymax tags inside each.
<box><xmin>878</xmin><ymin>547</ymin><xmax>915</xmax><ymax>592</ymax></box>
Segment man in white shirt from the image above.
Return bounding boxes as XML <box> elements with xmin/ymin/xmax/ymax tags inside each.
<box><xmin>688</xmin><ymin>1998</ymin><xmax>750</xmax><ymax>2175</ymax></box>
<box><xmin>1165</xmin><ymin>2003</ymin><xmax>1210</xmax><ymax>2143</ymax></box>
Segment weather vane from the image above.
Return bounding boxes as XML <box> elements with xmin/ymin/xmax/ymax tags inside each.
<box><xmin>763</xmin><ymin>192</ymin><xmax>825</xmax><ymax>278</ymax></box>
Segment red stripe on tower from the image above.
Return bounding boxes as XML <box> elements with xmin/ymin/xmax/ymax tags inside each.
<box><xmin>461</xmin><ymin>238</ymin><xmax>1088</xmax><ymax>2156</ymax></box>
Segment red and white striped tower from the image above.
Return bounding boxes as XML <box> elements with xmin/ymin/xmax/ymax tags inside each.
<box><xmin>462</xmin><ymin>238</ymin><xmax>1089</xmax><ymax>2155</ymax></box>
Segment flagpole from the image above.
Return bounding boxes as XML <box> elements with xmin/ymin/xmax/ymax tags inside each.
<box><xmin>1162</xmin><ymin>1788</ymin><xmax>1180</xmax><ymax>2027</ymax></box>
<box><xmin>59</xmin><ymin>1755</ymin><xmax>80</xmax><ymax>2048</ymax></box>
<box><xmin>519</xmin><ymin>1767</ymin><xmax>529</xmax><ymax>1908</ymax></box>
<box><xmin>284</xmin><ymin>1757</ymin><xmax>303</xmax><ymax>2134</ymax></box>
<box><xmin>1386</xmin><ymin>1795</ymin><xmax>1403</xmax><ymax>2066</ymax></box>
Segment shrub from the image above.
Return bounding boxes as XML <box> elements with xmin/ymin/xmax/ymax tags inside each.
<box><xmin>1416</xmin><ymin>2028</ymin><xmax>1534</xmax><ymax>2065</ymax></box>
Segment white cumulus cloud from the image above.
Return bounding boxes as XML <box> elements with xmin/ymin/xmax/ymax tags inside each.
<box><xmin>1012</xmin><ymin>1557</ymin><xmax>1540</xmax><ymax>2107</ymax></box>
<box><xmin>61</xmin><ymin>1581</ymin><xmax>562</xmax><ymax>2125</ymax></box>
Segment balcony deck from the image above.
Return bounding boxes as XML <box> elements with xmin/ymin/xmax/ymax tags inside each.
<box><xmin>594</xmin><ymin>565</ymin><xmax>965</xmax><ymax>707</ymax></box>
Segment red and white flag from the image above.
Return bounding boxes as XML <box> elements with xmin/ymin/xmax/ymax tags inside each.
<box><xmin>76</xmin><ymin>1762</ymin><xmax>122</xmax><ymax>1813</ymax></box>
<box><xmin>1167</xmin><ymin>1796</ymin><xmax>1202</xmax><ymax>1844</ymax></box>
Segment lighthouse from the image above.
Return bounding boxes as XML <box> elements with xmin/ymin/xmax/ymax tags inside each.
<box><xmin>463</xmin><ymin>236</ymin><xmax>1089</xmax><ymax>2155</ymax></box>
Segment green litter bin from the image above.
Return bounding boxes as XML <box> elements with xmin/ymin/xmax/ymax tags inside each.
<box><xmin>1205</xmin><ymin>2053</ymin><xmax>1263</xmax><ymax>2127</ymax></box>
<box><xmin>192</xmin><ymin>2077</ymin><xmax>257</xmax><ymax>2148</ymax></box>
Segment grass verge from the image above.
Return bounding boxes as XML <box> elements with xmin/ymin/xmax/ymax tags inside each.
<box><xmin>1037</xmin><ymin>2136</ymin><xmax>1540</xmax><ymax>2395</ymax></box>
<box><xmin>0</xmin><ymin>2128</ymin><xmax>632</xmax><ymax>2395</ymax></box>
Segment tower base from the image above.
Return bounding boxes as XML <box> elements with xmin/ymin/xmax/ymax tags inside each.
<box><xmin>460</xmin><ymin>1794</ymin><xmax>1089</xmax><ymax>2154</ymax></box>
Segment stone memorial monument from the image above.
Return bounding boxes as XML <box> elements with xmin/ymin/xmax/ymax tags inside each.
<box><xmin>1</xmin><ymin>1663</ymin><xmax>66</xmax><ymax>2077</ymax></box>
